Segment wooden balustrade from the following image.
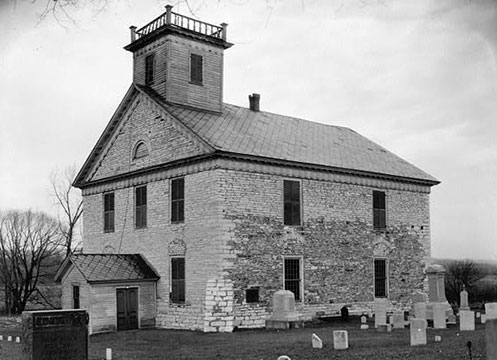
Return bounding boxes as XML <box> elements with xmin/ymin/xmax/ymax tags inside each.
<box><xmin>130</xmin><ymin>5</ymin><xmax>227</xmax><ymax>42</ymax></box>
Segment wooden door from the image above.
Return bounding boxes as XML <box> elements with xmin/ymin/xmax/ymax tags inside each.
<box><xmin>117</xmin><ymin>288</ymin><xmax>139</xmax><ymax>330</ymax></box>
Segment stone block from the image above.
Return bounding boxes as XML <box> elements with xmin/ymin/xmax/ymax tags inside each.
<box><xmin>374</xmin><ymin>299</ymin><xmax>388</xmax><ymax>328</ymax></box>
<box><xmin>410</xmin><ymin>318</ymin><xmax>427</xmax><ymax>346</ymax></box>
<box><xmin>392</xmin><ymin>311</ymin><xmax>405</xmax><ymax>329</ymax></box>
<box><xmin>459</xmin><ymin>310</ymin><xmax>475</xmax><ymax>331</ymax></box>
<box><xmin>333</xmin><ymin>330</ymin><xmax>348</xmax><ymax>350</ymax></box>
<box><xmin>414</xmin><ymin>303</ymin><xmax>427</xmax><ymax>319</ymax></box>
<box><xmin>486</xmin><ymin>303</ymin><xmax>497</xmax><ymax>320</ymax></box>
<box><xmin>433</xmin><ymin>303</ymin><xmax>446</xmax><ymax>329</ymax></box>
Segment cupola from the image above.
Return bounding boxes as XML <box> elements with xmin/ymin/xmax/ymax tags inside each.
<box><xmin>124</xmin><ymin>5</ymin><xmax>232</xmax><ymax>112</ymax></box>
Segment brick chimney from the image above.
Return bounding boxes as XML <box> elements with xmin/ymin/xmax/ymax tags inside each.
<box><xmin>249</xmin><ymin>93</ymin><xmax>260</xmax><ymax>111</ymax></box>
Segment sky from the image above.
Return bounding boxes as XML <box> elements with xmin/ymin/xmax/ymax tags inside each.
<box><xmin>0</xmin><ymin>0</ymin><xmax>496</xmax><ymax>260</ymax></box>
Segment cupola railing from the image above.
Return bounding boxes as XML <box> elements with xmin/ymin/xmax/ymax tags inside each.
<box><xmin>129</xmin><ymin>5</ymin><xmax>227</xmax><ymax>42</ymax></box>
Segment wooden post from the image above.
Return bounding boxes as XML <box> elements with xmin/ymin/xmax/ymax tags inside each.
<box><xmin>129</xmin><ymin>26</ymin><xmax>137</xmax><ymax>42</ymax></box>
<box><xmin>165</xmin><ymin>5</ymin><xmax>173</xmax><ymax>25</ymax></box>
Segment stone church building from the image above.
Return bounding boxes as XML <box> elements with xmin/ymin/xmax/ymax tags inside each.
<box><xmin>55</xmin><ymin>6</ymin><xmax>439</xmax><ymax>333</ymax></box>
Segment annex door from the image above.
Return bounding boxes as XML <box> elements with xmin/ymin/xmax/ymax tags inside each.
<box><xmin>116</xmin><ymin>288</ymin><xmax>138</xmax><ymax>330</ymax></box>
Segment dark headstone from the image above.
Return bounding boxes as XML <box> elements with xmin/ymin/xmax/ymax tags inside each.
<box><xmin>22</xmin><ymin>309</ymin><xmax>89</xmax><ymax>360</ymax></box>
<box><xmin>340</xmin><ymin>306</ymin><xmax>349</xmax><ymax>322</ymax></box>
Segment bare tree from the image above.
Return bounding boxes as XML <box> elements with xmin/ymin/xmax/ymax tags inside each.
<box><xmin>445</xmin><ymin>259</ymin><xmax>485</xmax><ymax>307</ymax></box>
<box><xmin>0</xmin><ymin>210</ymin><xmax>64</xmax><ymax>315</ymax></box>
<box><xmin>50</xmin><ymin>166</ymin><xmax>83</xmax><ymax>258</ymax></box>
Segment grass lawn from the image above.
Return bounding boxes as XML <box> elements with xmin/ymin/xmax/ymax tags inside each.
<box><xmin>0</xmin><ymin>317</ymin><xmax>487</xmax><ymax>359</ymax></box>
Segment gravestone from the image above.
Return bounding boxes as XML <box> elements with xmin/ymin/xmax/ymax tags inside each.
<box><xmin>459</xmin><ymin>310</ymin><xmax>475</xmax><ymax>331</ymax></box>
<box><xmin>460</xmin><ymin>286</ymin><xmax>470</xmax><ymax>311</ymax></box>
<box><xmin>426</xmin><ymin>265</ymin><xmax>447</xmax><ymax>303</ymax></box>
<box><xmin>312</xmin><ymin>333</ymin><xmax>323</xmax><ymax>349</ymax></box>
<box><xmin>433</xmin><ymin>303</ymin><xmax>447</xmax><ymax>329</ymax></box>
<box><xmin>414</xmin><ymin>302</ymin><xmax>427</xmax><ymax>319</ymax></box>
<box><xmin>476</xmin><ymin>312</ymin><xmax>481</xmax><ymax>318</ymax></box>
<box><xmin>425</xmin><ymin>265</ymin><xmax>453</xmax><ymax>321</ymax></box>
<box><xmin>333</xmin><ymin>330</ymin><xmax>348</xmax><ymax>350</ymax></box>
<box><xmin>22</xmin><ymin>309</ymin><xmax>88</xmax><ymax>360</ymax></box>
<box><xmin>392</xmin><ymin>311</ymin><xmax>405</xmax><ymax>329</ymax></box>
<box><xmin>481</xmin><ymin>314</ymin><xmax>486</xmax><ymax>324</ymax></box>
<box><xmin>485</xmin><ymin>302</ymin><xmax>497</xmax><ymax>360</ymax></box>
<box><xmin>374</xmin><ymin>298</ymin><xmax>388</xmax><ymax>328</ymax></box>
<box><xmin>435</xmin><ymin>335</ymin><xmax>442</xmax><ymax>342</ymax></box>
<box><xmin>447</xmin><ymin>314</ymin><xmax>457</xmax><ymax>325</ymax></box>
<box><xmin>410</xmin><ymin>318</ymin><xmax>427</xmax><ymax>346</ymax></box>
<box><xmin>266</xmin><ymin>290</ymin><xmax>301</xmax><ymax>330</ymax></box>
<box><xmin>361</xmin><ymin>315</ymin><xmax>367</xmax><ymax>324</ymax></box>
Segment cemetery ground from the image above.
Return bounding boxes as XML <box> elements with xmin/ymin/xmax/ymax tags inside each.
<box><xmin>0</xmin><ymin>316</ymin><xmax>487</xmax><ymax>359</ymax></box>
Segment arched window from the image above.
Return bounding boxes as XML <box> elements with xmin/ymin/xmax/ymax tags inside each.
<box><xmin>133</xmin><ymin>141</ymin><xmax>149</xmax><ymax>160</ymax></box>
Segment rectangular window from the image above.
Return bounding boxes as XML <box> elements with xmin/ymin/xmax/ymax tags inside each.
<box><xmin>190</xmin><ymin>53</ymin><xmax>203</xmax><ymax>85</ymax></box>
<box><xmin>374</xmin><ymin>259</ymin><xmax>388</xmax><ymax>298</ymax></box>
<box><xmin>284</xmin><ymin>180</ymin><xmax>301</xmax><ymax>226</ymax></box>
<box><xmin>171</xmin><ymin>178</ymin><xmax>185</xmax><ymax>223</ymax></box>
<box><xmin>245</xmin><ymin>287</ymin><xmax>259</xmax><ymax>303</ymax></box>
<box><xmin>103</xmin><ymin>192</ymin><xmax>115</xmax><ymax>233</ymax></box>
<box><xmin>73</xmin><ymin>285</ymin><xmax>80</xmax><ymax>309</ymax></box>
<box><xmin>373</xmin><ymin>190</ymin><xmax>386</xmax><ymax>229</ymax></box>
<box><xmin>171</xmin><ymin>257</ymin><xmax>185</xmax><ymax>304</ymax></box>
<box><xmin>135</xmin><ymin>185</ymin><xmax>147</xmax><ymax>229</ymax></box>
<box><xmin>284</xmin><ymin>258</ymin><xmax>302</xmax><ymax>301</ymax></box>
<box><xmin>145</xmin><ymin>54</ymin><xmax>155</xmax><ymax>85</ymax></box>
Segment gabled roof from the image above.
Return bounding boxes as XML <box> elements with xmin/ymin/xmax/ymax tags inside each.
<box><xmin>75</xmin><ymin>83</ymin><xmax>439</xmax><ymax>187</ymax></box>
<box><xmin>55</xmin><ymin>254</ymin><xmax>160</xmax><ymax>284</ymax></box>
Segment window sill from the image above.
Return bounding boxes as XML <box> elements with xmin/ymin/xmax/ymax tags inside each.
<box><xmin>189</xmin><ymin>81</ymin><xmax>203</xmax><ymax>86</ymax></box>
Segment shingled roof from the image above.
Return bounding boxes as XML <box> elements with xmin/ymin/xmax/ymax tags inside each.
<box><xmin>74</xmin><ymin>84</ymin><xmax>439</xmax><ymax>187</ymax></box>
<box><xmin>55</xmin><ymin>254</ymin><xmax>160</xmax><ymax>284</ymax></box>
<box><xmin>140</xmin><ymin>85</ymin><xmax>439</xmax><ymax>185</ymax></box>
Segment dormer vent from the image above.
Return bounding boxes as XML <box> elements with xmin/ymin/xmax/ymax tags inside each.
<box><xmin>249</xmin><ymin>93</ymin><xmax>260</xmax><ymax>112</ymax></box>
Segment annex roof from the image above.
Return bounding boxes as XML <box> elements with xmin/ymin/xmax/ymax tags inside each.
<box><xmin>55</xmin><ymin>254</ymin><xmax>160</xmax><ymax>284</ymax></box>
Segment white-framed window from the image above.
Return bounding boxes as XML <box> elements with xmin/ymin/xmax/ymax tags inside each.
<box><xmin>284</xmin><ymin>257</ymin><xmax>303</xmax><ymax>301</ymax></box>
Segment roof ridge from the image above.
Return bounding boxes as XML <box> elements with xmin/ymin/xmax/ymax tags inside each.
<box><xmin>221</xmin><ymin>102</ymin><xmax>354</xmax><ymax>133</ymax></box>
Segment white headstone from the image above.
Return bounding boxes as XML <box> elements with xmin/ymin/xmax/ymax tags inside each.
<box><xmin>392</xmin><ymin>311</ymin><xmax>405</xmax><ymax>329</ymax></box>
<box><xmin>482</xmin><ymin>314</ymin><xmax>487</xmax><ymax>324</ymax></box>
<box><xmin>433</xmin><ymin>303</ymin><xmax>447</xmax><ymax>329</ymax></box>
<box><xmin>374</xmin><ymin>299</ymin><xmax>388</xmax><ymax>327</ymax></box>
<box><xmin>333</xmin><ymin>330</ymin><xmax>349</xmax><ymax>350</ymax></box>
<box><xmin>270</xmin><ymin>290</ymin><xmax>299</xmax><ymax>322</ymax></box>
<box><xmin>7</xmin><ymin>336</ymin><xmax>12</xmax><ymax>341</ymax></box>
<box><xmin>460</xmin><ymin>288</ymin><xmax>469</xmax><ymax>310</ymax></box>
<box><xmin>414</xmin><ymin>302</ymin><xmax>427</xmax><ymax>319</ymax></box>
<box><xmin>485</xmin><ymin>303</ymin><xmax>497</xmax><ymax>320</ymax></box>
<box><xmin>387</xmin><ymin>324</ymin><xmax>392</xmax><ymax>332</ymax></box>
<box><xmin>434</xmin><ymin>335</ymin><xmax>442</xmax><ymax>342</ymax></box>
<box><xmin>312</xmin><ymin>333</ymin><xmax>323</xmax><ymax>349</ymax></box>
<box><xmin>447</xmin><ymin>314</ymin><xmax>457</xmax><ymax>325</ymax></box>
<box><xmin>15</xmin><ymin>336</ymin><xmax>20</xmax><ymax>343</ymax></box>
<box><xmin>460</xmin><ymin>310</ymin><xmax>475</xmax><ymax>331</ymax></box>
<box><xmin>360</xmin><ymin>324</ymin><xmax>369</xmax><ymax>330</ymax></box>
<box><xmin>106</xmin><ymin>348</ymin><xmax>112</xmax><ymax>360</ymax></box>
<box><xmin>476</xmin><ymin>312</ymin><xmax>481</xmax><ymax>318</ymax></box>
<box><xmin>410</xmin><ymin>318</ymin><xmax>427</xmax><ymax>346</ymax></box>
<box><xmin>277</xmin><ymin>356</ymin><xmax>291</xmax><ymax>360</ymax></box>
<box><xmin>361</xmin><ymin>315</ymin><xmax>367</xmax><ymax>324</ymax></box>
<box><xmin>0</xmin><ymin>335</ymin><xmax>3</xmax><ymax>340</ymax></box>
